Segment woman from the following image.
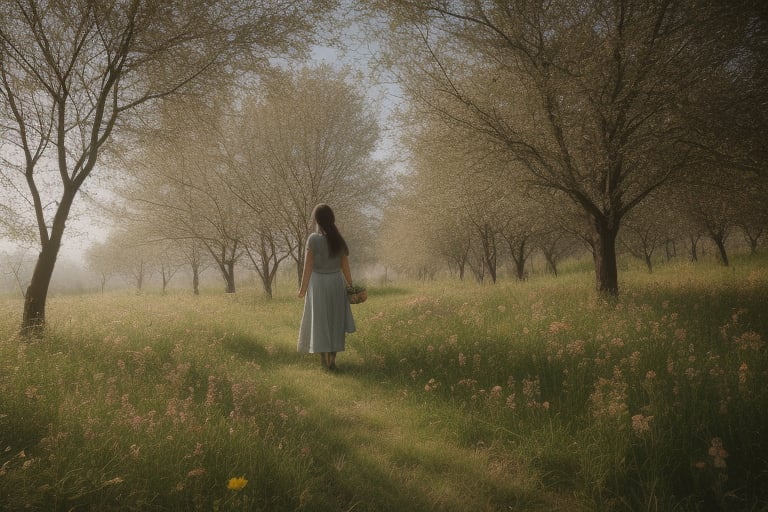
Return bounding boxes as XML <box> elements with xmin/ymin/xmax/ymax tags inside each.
<box><xmin>297</xmin><ymin>204</ymin><xmax>356</xmax><ymax>370</ymax></box>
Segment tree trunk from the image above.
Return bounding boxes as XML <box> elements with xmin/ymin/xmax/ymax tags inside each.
<box><xmin>543</xmin><ymin>251</ymin><xmax>558</xmax><ymax>277</ymax></box>
<box><xmin>207</xmin><ymin>245</ymin><xmax>237</xmax><ymax>294</ymax></box>
<box><xmin>480</xmin><ymin>224</ymin><xmax>497</xmax><ymax>284</ymax></box>
<box><xmin>224</xmin><ymin>260</ymin><xmax>236</xmax><ymax>293</ymax></box>
<box><xmin>485</xmin><ymin>254</ymin><xmax>497</xmax><ymax>283</ymax></box>
<box><xmin>507</xmin><ymin>235</ymin><xmax>532</xmax><ymax>281</ymax></box>
<box><xmin>192</xmin><ymin>261</ymin><xmax>200</xmax><ymax>295</ymax></box>
<box><xmin>136</xmin><ymin>265</ymin><xmax>144</xmax><ymax>292</ymax></box>
<box><xmin>711</xmin><ymin>234</ymin><xmax>730</xmax><ymax>266</ymax></box>
<box><xmin>665</xmin><ymin>239</ymin><xmax>676</xmax><ymax>261</ymax></box>
<box><xmin>22</xmin><ymin>243</ymin><xmax>59</xmax><ymax>334</ymax></box>
<box><xmin>742</xmin><ymin>228</ymin><xmax>761</xmax><ymax>254</ymax></box>
<box><xmin>644</xmin><ymin>253</ymin><xmax>653</xmax><ymax>273</ymax></box>
<box><xmin>469</xmin><ymin>253</ymin><xmax>485</xmax><ymax>283</ymax></box>
<box><xmin>22</xmin><ymin>191</ymin><xmax>74</xmax><ymax>334</ymax></box>
<box><xmin>514</xmin><ymin>257</ymin><xmax>526</xmax><ymax>280</ymax></box>
<box><xmin>245</xmin><ymin>242</ymin><xmax>283</xmax><ymax>300</ymax></box>
<box><xmin>591</xmin><ymin>218</ymin><xmax>619</xmax><ymax>295</ymax></box>
<box><xmin>747</xmin><ymin>236</ymin><xmax>758</xmax><ymax>254</ymax></box>
<box><xmin>258</xmin><ymin>253</ymin><xmax>274</xmax><ymax>299</ymax></box>
<box><xmin>509</xmin><ymin>240</ymin><xmax>528</xmax><ymax>281</ymax></box>
<box><xmin>261</xmin><ymin>273</ymin><xmax>273</xmax><ymax>299</ymax></box>
<box><xmin>689</xmin><ymin>235</ymin><xmax>700</xmax><ymax>262</ymax></box>
<box><xmin>454</xmin><ymin>242</ymin><xmax>469</xmax><ymax>281</ymax></box>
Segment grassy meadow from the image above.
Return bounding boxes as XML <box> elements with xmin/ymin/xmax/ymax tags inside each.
<box><xmin>1</xmin><ymin>255</ymin><xmax>767</xmax><ymax>511</ymax></box>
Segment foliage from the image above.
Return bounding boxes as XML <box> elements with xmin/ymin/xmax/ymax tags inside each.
<box><xmin>233</xmin><ymin>65</ymin><xmax>386</xmax><ymax>284</ymax></box>
<box><xmin>1</xmin><ymin>254</ymin><xmax>767</xmax><ymax>510</ymax></box>
<box><xmin>118</xmin><ymin>64</ymin><xmax>385</xmax><ymax>297</ymax></box>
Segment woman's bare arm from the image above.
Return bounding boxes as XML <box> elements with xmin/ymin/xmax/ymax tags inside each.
<box><xmin>298</xmin><ymin>250</ymin><xmax>314</xmax><ymax>298</ymax></box>
<box><xmin>341</xmin><ymin>253</ymin><xmax>353</xmax><ymax>286</ymax></box>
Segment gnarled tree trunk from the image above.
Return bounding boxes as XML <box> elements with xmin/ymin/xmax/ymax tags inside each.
<box><xmin>22</xmin><ymin>191</ymin><xmax>74</xmax><ymax>333</ymax></box>
<box><xmin>591</xmin><ymin>216</ymin><xmax>620</xmax><ymax>296</ymax></box>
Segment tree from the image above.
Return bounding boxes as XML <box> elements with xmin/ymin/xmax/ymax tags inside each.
<box><xmin>235</xmin><ymin>66</ymin><xmax>384</xmax><ymax>286</ymax></box>
<box><xmin>0</xmin><ymin>0</ymin><xmax>337</xmax><ymax>333</ymax></box>
<box><xmin>155</xmin><ymin>240</ymin><xmax>184</xmax><ymax>294</ymax></box>
<box><xmin>375</xmin><ymin>190</ymin><xmax>448</xmax><ymax>280</ymax></box>
<box><xmin>0</xmin><ymin>249</ymin><xmax>34</xmax><ymax>298</ymax></box>
<box><xmin>535</xmin><ymin>196</ymin><xmax>585</xmax><ymax>277</ymax></box>
<box><xmin>89</xmin><ymin>229</ymin><xmax>156</xmax><ymax>292</ymax></box>
<box><xmin>678</xmin><ymin>168</ymin><xmax>752</xmax><ymax>267</ymax></box>
<box><xmin>400</xmin><ymin>114</ymin><xmax>514</xmax><ymax>283</ymax></box>
<box><xmin>119</xmin><ymin>96</ymin><xmax>248</xmax><ymax>294</ymax></box>
<box><xmin>499</xmin><ymin>191</ymin><xmax>554</xmax><ymax>281</ymax></box>
<box><xmin>181</xmin><ymin>239</ymin><xmax>210</xmax><ymax>296</ymax></box>
<box><xmin>538</xmin><ymin>229</ymin><xmax>581</xmax><ymax>278</ymax></box>
<box><xmin>242</xmin><ymin>228</ymin><xmax>289</xmax><ymax>298</ymax></box>
<box><xmin>86</xmin><ymin>242</ymin><xmax>115</xmax><ymax>293</ymax></box>
<box><xmin>368</xmin><ymin>0</ymin><xmax>759</xmax><ymax>295</ymax></box>
<box><xmin>225</xmin><ymin>100</ymin><xmax>293</xmax><ymax>298</ymax></box>
<box><xmin>165</xmin><ymin>144</ymin><xmax>247</xmax><ymax>294</ymax></box>
<box><xmin>619</xmin><ymin>193</ymin><xmax>678</xmax><ymax>272</ymax></box>
<box><xmin>733</xmin><ymin>173</ymin><xmax>768</xmax><ymax>254</ymax></box>
<box><xmin>232</xmin><ymin>183</ymin><xmax>291</xmax><ymax>299</ymax></box>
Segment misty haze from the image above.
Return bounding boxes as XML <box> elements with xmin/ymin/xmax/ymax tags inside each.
<box><xmin>1</xmin><ymin>1</ymin><xmax>766</xmax><ymax>511</ymax></box>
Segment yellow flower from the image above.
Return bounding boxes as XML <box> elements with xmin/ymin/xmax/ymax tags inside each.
<box><xmin>227</xmin><ymin>476</ymin><xmax>248</xmax><ymax>491</ymax></box>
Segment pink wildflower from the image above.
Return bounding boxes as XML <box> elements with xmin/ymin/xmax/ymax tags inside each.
<box><xmin>631</xmin><ymin>414</ymin><xmax>653</xmax><ymax>435</ymax></box>
<box><xmin>738</xmin><ymin>363</ymin><xmax>748</xmax><ymax>385</ymax></box>
<box><xmin>548</xmin><ymin>321</ymin><xmax>571</xmax><ymax>334</ymax></box>
<box><xmin>708</xmin><ymin>438</ymin><xmax>729</xmax><ymax>469</ymax></box>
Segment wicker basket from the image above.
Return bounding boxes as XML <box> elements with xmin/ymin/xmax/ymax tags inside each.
<box><xmin>347</xmin><ymin>286</ymin><xmax>368</xmax><ymax>304</ymax></box>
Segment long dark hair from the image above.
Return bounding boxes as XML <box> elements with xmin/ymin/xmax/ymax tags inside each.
<box><xmin>312</xmin><ymin>204</ymin><xmax>348</xmax><ymax>257</ymax></box>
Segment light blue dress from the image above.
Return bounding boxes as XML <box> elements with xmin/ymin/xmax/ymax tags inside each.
<box><xmin>297</xmin><ymin>233</ymin><xmax>356</xmax><ymax>353</ymax></box>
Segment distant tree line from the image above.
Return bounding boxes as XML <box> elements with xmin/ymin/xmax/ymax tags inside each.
<box><xmin>88</xmin><ymin>65</ymin><xmax>385</xmax><ymax>298</ymax></box>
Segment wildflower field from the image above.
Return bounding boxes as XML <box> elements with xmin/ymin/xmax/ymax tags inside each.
<box><xmin>1</xmin><ymin>255</ymin><xmax>767</xmax><ymax>511</ymax></box>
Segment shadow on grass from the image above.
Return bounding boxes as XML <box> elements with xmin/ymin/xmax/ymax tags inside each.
<box><xmin>276</xmin><ymin>373</ymin><xmax>547</xmax><ymax>512</ymax></box>
<box><xmin>0</xmin><ymin>400</ymin><xmax>55</xmax><ymax>463</ymax></box>
<box><xmin>222</xmin><ymin>333</ymin><xmax>300</xmax><ymax>366</ymax></box>
<box><xmin>626</xmin><ymin>279</ymin><xmax>768</xmax><ymax>339</ymax></box>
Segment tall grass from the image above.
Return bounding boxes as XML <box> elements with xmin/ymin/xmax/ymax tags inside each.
<box><xmin>1</xmin><ymin>255</ymin><xmax>766</xmax><ymax>511</ymax></box>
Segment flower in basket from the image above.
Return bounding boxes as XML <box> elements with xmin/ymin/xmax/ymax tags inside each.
<box><xmin>347</xmin><ymin>283</ymin><xmax>367</xmax><ymax>304</ymax></box>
